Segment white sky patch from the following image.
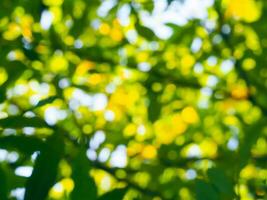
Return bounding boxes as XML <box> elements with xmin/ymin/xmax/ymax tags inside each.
<box><xmin>0</xmin><ymin>149</ymin><xmax>8</xmax><ymax>162</ymax></box>
<box><xmin>191</xmin><ymin>37</ymin><xmax>202</xmax><ymax>53</ymax></box>
<box><xmin>8</xmin><ymin>104</ymin><xmax>19</xmax><ymax>115</ymax></box>
<box><xmin>72</xmin><ymin>89</ymin><xmax>93</xmax><ymax>107</ymax></box>
<box><xmin>194</xmin><ymin>63</ymin><xmax>204</xmax><ymax>74</ymax></box>
<box><xmin>44</xmin><ymin>107</ymin><xmax>67</xmax><ymax>125</ymax></box>
<box><xmin>59</xmin><ymin>78</ymin><xmax>70</xmax><ymax>89</ymax></box>
<box><xmin>71</xmin><ymin>90</ymin><xmax>108</xmax><ymax>111</ymax></box>
<box><xmin>40</xmin><ymin>10</ymin><xmax>53</xmax><ymax>30</ymax></box>
<box><xmin>31</xmin><ymin>152</ymin><xmax>39</xmax><ymax>162</ymax></box>
<box><xmin>104</xmin><ymin>110</ymin><xmax>115</xmax><ymax>121</ymax></box>
<box><xmin>138</xmin><ymin>62</ymin><xmax>151</xmax><ymax>72</ymax></box>
<box><xmin>90</xmin><ymin>130</ymin><xmax>106</xmax><ymax>150</ymax></box>
<box><xmin>110</xmin><ymin>145</ymin><xmax>127</xmax><ymax>168</ymax></box>
<box><xmin>207</xmin><ymin>56</ymin><xmax>217</xmax><ymax>66</ymax></box>
<box><xmin>201</xmin><ymin>87</ymin><xmax>212</xmax><ymax>96</ymax></box>
<box><xmin>98</xmin><ymin>148</ymin><xmax>111</xmax><ymax>163</ymax></box>
<box><xmin>87</xmin><ymin>149</ymin><xmax>97</xmax><ymax>161</ymax></box>
<box><xmin>28</xmin><ymin>82</ymin><xmax>50</xmax><ymax>105</ymax></box>
<box><xmin>137</xmin><ymin>124</ymin><xmax>146</xmax><ymax>135</ymax></box>
<box><xmin>52</xmin><ymin>183</ymin><xmax>64</xmax><ymax>193</ymax></box>
<box><xmin>6</xmin><ymin>151</ymin><xmax>19</xmax><ymax>163</ymax></box>
<box><xmin>221</xmin><ymin>59</ymin><xmax>234</xmax><ymax>74</ymax></box>
<box><xmin>22</xmin><ymin>127</ymin><xmax>35</xmax><ymax>135</ymax></box>
<box><xmin>98</xmin><ymin>0</ymin><xmax>117</xmax><ymax>17</ymax></box>
<box><xmin>3</xmin><ymin>128</ymin><xmax>17</xmax><ymax>136</ymax></box>
<box><xmin>30</xmin><ymin>94</ymin><xmax>42</xmax><ymax>106</ymax></box>
<box><xmin>24</xmin><ymin>111</ymin><xmax>36</xmax><ymax>118</ymax></box>
<box><xmin>204</xmin><ymin>19</ymin><xmax>217</xmax><ymax>32</ymax></box>
<box><xmin>187</xmin><ymin>144</ymin><xmax>201</xmax><ymax>158</ymax></box>
<box><xmin>10</xmin><ymin>188</ymin><xmax>25</xmax><ymax>200</ymax></box>
<box><xmin>117</xmin><ymin>4</ymin><xmax>131</xmax><ymax>26</ymax></box>
<box><xmin>185</xmin><ymin>169</ymin><xmax>197</xmax><ymax>180</ymax></box>
<box><xmin>15</xmin><ymin>166</ymin><xmax>33</xmax><ymax>177</ymax></box>
<box><xmin>138</xmin><ymin>0</ymin><xmax>214</xmax><ymax>39</ymax></box>
<box><xmin>105</xmin><ymin>83</ymin><xmax>116</xmax><ymax>93</ymax></box>
<box><xmin>7</xmin><ymin>51</ymin><xmax>16</xmax><ymax>61</ymax></box>
<box><xmin>227</xmin><ymin>137</ymin><xmax>239</xmax><ymax>151</ymax></box>
<box><xmin>13</xmin><ymin>84</ymin><xmax>28</xmax><ymax>96</ymax></box>
<box><xmin>206</xmin><ymin>75</ymin><xmax>218</xmax><ymax>87</ymax></box>
<box><xmin>222</xmin><ymin>24</ymin><xmax>231</xmax><ymax>35</ymax></box>
<box><xmin>74</xmin><ymin>39</ymin><xmax>83</xmax><ymax>49</ymax></box>
<box><xmin>125</xmin><ymin>30</ymin><xmax>138</xmax><ymax>43</ymax></box>
<box><xmin>212</xmin><ymin>34</ymin><xmax>223</xmax><ymax>44</ymax></box>
<box><xmin>92</xmin><ymin>93</ymin><xmax>108</xmax><ymax>111</ymax></box>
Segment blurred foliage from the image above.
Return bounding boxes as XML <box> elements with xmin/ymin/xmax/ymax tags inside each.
<box><xmin>0</xmin><ymin>0</ymin><xmax>267</xmax><ymax>199</ymax></box>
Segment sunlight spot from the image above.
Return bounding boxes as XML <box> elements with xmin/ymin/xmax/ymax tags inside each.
<box><xmin>181</xmin><ymin>106</ymin><xmax>199</xmax><ymax>124</ymax></box>
<box><xmin>141</xmin><ymin>145</ymin><xmax>157</xmax><ymax>159</ymax></box>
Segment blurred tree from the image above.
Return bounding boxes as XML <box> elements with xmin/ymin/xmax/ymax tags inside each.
<box><xmin>0</xmin><ymin>0</ymin><xmax>267</xmax><ymax>199</ymax></box>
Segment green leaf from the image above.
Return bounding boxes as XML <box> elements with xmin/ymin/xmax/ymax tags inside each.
<box><xmin>135</xmin><ymin>24</ymin><xmax>155</xmax><ymax>40</ymax></box>
<box><xmin>29</xmin><ymin>95</ymin><xmax>58</xmax><ymax>110</ymax></box>
<box><xmin>98</xmin><ymin>188</ymin><xmax>127</xmax><ymax>200</ymax></box>
<box><xmin>0</xmin><ymin>164</ymin><xmax>26</xmax><ymax>194</ymax></box>
<box><xmin>0</xmin><ymin>135</ymin><xmax>44</xmax><ymax>155</ymax></box>
<box><xmin>70</xmin><ymin>150</ymin><xmax>97</xmax><ymax>200</ymax></box>
<box><xmin>24</xmin><ymin>133</ymin><xmax>65</xmax><ymax>200</ymax></box>
<box><xmin>0</xmin><ymin>166</ymin><xmax>8</xmax><ymax>200</ymax></box>
<box><xmin>167</xmin><ymin>0</ymin><xmax>175</xmax><ymax>5</ymax></box>
<box><xmin>195</xmin><ymin>180</ymin><xmax>219</xmax><ymax>200</ymax></box>
<box><xmin>0</xmin><ymin>61</ymin><xmax>26</xmax><ymax>103</ymax></box>
<box><xmin>148</xmin><ymin>91</ymin><xmax>161</xmax><ymax>122</ymax></box>
<box><xmin>239</xmin><ymin>119</ymin><xmax>266</xmax><ymax>170</ymax></box>
<box><xmin>0</xmin><ymin>116</ymin><xmax>48</xmax><ymax>128</ymax></box>
<box><xmin>207</xmin><ymin>168</ymin><xmax>234</xmax><ymax>197</ymax></box>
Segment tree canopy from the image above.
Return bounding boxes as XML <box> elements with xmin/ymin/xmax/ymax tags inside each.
<box><xmin>0</xmin><ymin>0</ymin><xmax>267</xmax><ymax>199</ymax></box>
